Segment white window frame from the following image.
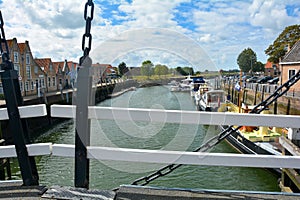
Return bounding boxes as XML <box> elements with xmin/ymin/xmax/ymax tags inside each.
<box><xmin>13</xmin><ymin>52</ymin><xmax>19</xmax><ymax>63</ymax></box>
<box><xmin>26</xmin><ymin>65</ymin><xmax>31</xmax><ymax>79</ymax></box>
<box><xmin>52</xmin><ymin>77</ymin><xmax>56</xmax><ymax>87</ymax></box>
<box><xmin>14</xmin><ymin>64</ymin><xmax>20</xmax><ymax>75</ymax></box>
<box><xmin>26</xmin><ymin>53</ymin><xmax>30</xmax><ymax>64</ymax></box>
<box><xmin>34</xmin><ymin>66</ymin><xmax>38</xmax><ymax>74</ymax></box>
<box><xmin>25</xmin><ymin>81</ymin><xmax>29</xmax><ymax>92</ymax></box>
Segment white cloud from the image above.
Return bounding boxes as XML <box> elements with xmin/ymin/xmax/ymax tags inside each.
<box><xmin>1</xmin><ymin>0</ymin><xmax>299</xmax><ymax>70</ymax></box>
<box><xmin>249</xmin><ymin>0</ymin><xmax>299</xmax><ymax>33</ymax></box>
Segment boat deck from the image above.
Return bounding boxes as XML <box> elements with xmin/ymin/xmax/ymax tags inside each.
<box><xmin>1</xmin><ymin>181</ymin><xmax>300</xmax><ymax>200</ymax></box>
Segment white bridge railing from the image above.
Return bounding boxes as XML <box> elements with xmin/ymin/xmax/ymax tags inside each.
<box><xmin>1</xmin><ymin>104</ymin><xmax>300</xmax><ymax>170</ymax></box>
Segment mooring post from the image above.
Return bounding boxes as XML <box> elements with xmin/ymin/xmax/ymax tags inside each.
<box><xmin>253</xmin><ymin>83</ymin><xmax>258</xmax><ymax>105</ymax></box>
<box><xmin>74</xmin><ymin>56</ymin><xmax>94</xmax><ymax>188</ymax></box>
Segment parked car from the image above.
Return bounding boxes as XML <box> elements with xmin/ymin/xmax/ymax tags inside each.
<box><xmin>246</xmin><ymin>76</ymin><xmax>259</xmax><ymax>83</ymax></box>
<box><xmin>257</xmin><ymin>76</ymin><xmax>273</xmax><ymax>84</ymax></box>
<box><xmin>267</xmin><ymin>77</ymin><xmax>279</xmax><ymax>84</ymax></box>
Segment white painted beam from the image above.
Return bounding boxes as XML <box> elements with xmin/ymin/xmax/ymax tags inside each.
<box><xmin>0</xmin><ymin>104</ymin><xmax>47</xmax><ymax>120</ymax></box>
<box><xmin>51</xmin><ymin>105</ymin><xmax>300</xmax><ymax>128</ymax></box>
<box><xmin>52</xmin><ymin>144</ymin><xmax>74</xmax><ymax>157</ymax></box>
<box><xmin>86</xmin><ymin>146</ymin><xmax>300</xmax><ymax>169</ymax></box>
<box><xmin>51</xmin><ymin>105</ymin><xmax>76</xmax><ymax>118</ymax></box>
<box><xmin>1</xmin><ymin>143</ymin><xmax>300</xmax><ymax>169</ymax></box>
<box><xmin>0</xmin><ymin>143</ymin><xmax>52</xmax><ymax>158</ymax></box>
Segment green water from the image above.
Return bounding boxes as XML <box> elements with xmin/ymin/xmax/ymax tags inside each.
<box><xmin>12</xmin><ymin>86</ymin><xmax>279</xmax><ymax>191</ymax></box>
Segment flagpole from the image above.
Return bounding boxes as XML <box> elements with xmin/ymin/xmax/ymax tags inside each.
<box><xmin>239</xmin><ymin>70</ymin><xmax>242</xmax><ymax>113</ymax></box>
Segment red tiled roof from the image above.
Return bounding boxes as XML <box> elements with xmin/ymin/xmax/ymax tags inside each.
<box><xmin>265</xmin><ymin>61</ymin><xmax>278</xmax><ymax>69</ymax></box>
<box><xmin>35</xmin><ymin>58</ymin><xmax>52</xmax><ymax>72</ymax></box>
<box><xmin>6</xmin><ymin>39</ymin><xmax>14</xmax><ymax>48</ymax></box>
<box><xmin>52</xmin><ymin>61</ymin><xmax>64</xmax><ymax>73</ymax></box>
<box><xmin>67</xmin><ymin>61</ymin><xmax>78</xmax><ymax>71</ymax></box>
<box><xmin>18</xmin><ymin>43</ymin><xmax>26</xmax><ymax>54</ymax></box>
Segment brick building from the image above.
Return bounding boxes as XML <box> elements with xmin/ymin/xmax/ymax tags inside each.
<box><xmin>279</xmin><ymin>40</ymin><xmax>300</xmax><ymax>91</ymax></box>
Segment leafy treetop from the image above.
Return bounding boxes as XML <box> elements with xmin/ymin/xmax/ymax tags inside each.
<box><xmin>265</xmin><ymin>24</ymin><xmax>300</xmax><ymax>63</ymax></box>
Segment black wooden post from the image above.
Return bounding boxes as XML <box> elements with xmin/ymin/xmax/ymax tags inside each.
<box><xmin>0</xmin><ymin>65</ymin><xmax>38</xmax><ymax>185</ymax></box>
<box><xmin>254</xmin><ymin>83</ymin><xmax>258</xmax><ymax>105</ymax></box>
<box><xmin>286</xmin><ymin>99</ymin><xmax>291</xmax><ymax>115</ymax></box>
<box><xmin>261</xmin><ymin>85</ymin><xmax>265</xmax><ymax>103</ymax></box>
<box><xmin>273</xmin><ymin>100</ymin><xmax>277</xmax><ymax>115</ymax></box>
<box><xmin>74</xmin><ymin>56</ymin><xmax>94</xmax><ymax>188</ymax></box>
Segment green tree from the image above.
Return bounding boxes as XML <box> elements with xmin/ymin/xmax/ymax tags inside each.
<box><xmin>253</xmin><ymin>61</ymin><xmax>265</xmax><ymax>72</ymax></box>
<box><xmin>237</xmin><ymin>48</ymin><xmax>257</xmax><ymax>73</ymax></box>
<box><xmin>154</xmin><ymin>64</ymin><xmax>168</xmax><ymax>77</ymax></box>
<box><xmin>176</xmin><ymin>66</ymin><xmax>185</xmax><ymax>75</ymax></box>
<box><xmin>183</xmin><ymin>67</ymin><xmax>194</xmax><ymax>75</ymax></box>
<box><xmin>118</xmin><ymin>62</ymin><xmax>129</xmax><ymax>76</ymax></box>
<box><xmin>265</xmin><ymin>24</ymin><xmax>300</xmax><ymax>63</ymax></box>
<box><xmin>141</xmin><ymin>60</ymin><xmax>154</xmax><ymax>78</ymax></box>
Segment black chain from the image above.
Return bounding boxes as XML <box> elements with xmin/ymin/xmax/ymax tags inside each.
<box><xmin>129</xmin><ymin>70</ymin><xmax>300</xmax><ymax>187</ymax></box>
<box><xmin>80</xmin><ymin>0</ymin><xmax>94</xmax><ymax>65</ymax></box>
<box><xmin>0</xmin><ymin>11</ymin><xmax>10</xmax><ymax>64</ymax></box>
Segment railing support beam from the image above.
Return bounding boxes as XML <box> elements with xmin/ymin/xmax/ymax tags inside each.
<box><xmin>0</xmin><ymin>68</ymin><xmax>38</xmax><ymax>185</ymax></box>
<box><xmin>74</xmin><ymin>56</ymin><xmax>94</xmax><ymax>188</ymax></box>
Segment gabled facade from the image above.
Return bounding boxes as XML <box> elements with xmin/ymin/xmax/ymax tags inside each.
<box><xmin>53</xmin><ymin>61</ymin><xmax>71</xmax><ymax>90</ymax></box>
<box><xmin>18</xmin><ymin>41</ymin><xmax>46</xmax><ymax>96</ymax></box>
<box><xmin>35</xmin><ymin>58</ymin><xmax>57</xmax><ymax>92</ymax></box>
<box><xmin>66</xmin><ymin>61</ymin><xmax>78</xmax><ymax>88</ymax></box>
<box><xmin>279</xmin><ymin>40</ymin><xmax>300</xmax><ymax>91</ymax></box>
<box><xmin>0</xmin><ymin>38</ymin><xmax>46</xmax><ymax>96</ymax></box>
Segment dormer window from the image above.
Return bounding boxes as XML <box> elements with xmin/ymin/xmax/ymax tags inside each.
<box><xmin>50</xmin><ymin>64</ymin><xmax>53</xmax><ymax>71</ymax></box>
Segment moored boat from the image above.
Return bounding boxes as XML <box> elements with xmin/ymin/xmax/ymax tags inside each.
<box><xmin>218</xmin><ymin>102</ymin><xmax>284</xmax><ymax>175</ymax></box>
<box><xmin>197</xmin><ymin>89</ymin><xmax>225</xmax><ymax>111</ymax></box>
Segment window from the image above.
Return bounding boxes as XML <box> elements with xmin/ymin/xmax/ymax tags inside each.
<box><xmin>31</xmin><ymin>81</ymin><xmax>34</xmax><ymax>90</ymax></box>
<box><xmin>14</xmin><ymin>52</ymin><xmax>19</xmax><ymax>63</ymax></box>
<box><xmin>52</xmin><ymin>77</ymin><xmax>56</xmax><ymax>87</ymax></box>
<box><xmin>48</xmin><ymin>77</ymin><xmax>51</xmax><ymax>87</ymax></box>
<box><xmin>26</xmin><ymin>54</ymin><xmax>30</xmax><ymax>64</ymax></box>
<box><xmin>34</xmin><ymin>66</ymin><xmax>38</xmax><ymax>74</ymax></box>
<box><xmin>25</xmin><ymin>81</ymin><xmax>29</xmax><ymax>91</ymax></box>
<box><xmin>41</xmin><ymin>78</ymin><xmax>45</xmax><ymax>88</ymax></box>
<box><xmin>288</xmin><ymin>69</ymin><xmax>296</xmax><ymax>79</ymax></box>
<box><xmin>19</xmin><ymin>82</ymin><xmax>23</xmax><ymax>92</ymax></box>
<box><xmin>14</xmin><ymin>64</ymin><xmax>20</xmax><ymax>75</ymax></box>
<box><xmin>50</xmin><ymin>64</ymin><xmax>53</xmax><ymax>71</ymax></box>
<box><xmin>26</xmin><ymin>65</ymin><xmax>31</xmax><ymax>79</ymax></box>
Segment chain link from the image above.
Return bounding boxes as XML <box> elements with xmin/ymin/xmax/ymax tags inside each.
<box><xmin>80</xmin><ymin>0</ymin><xmax>94</xmax><ymax>65</ymax></box>
<box><xmin>0</xmin><ymin>11</ymin><xmax>10</xmax><ymax>64</ymax></box>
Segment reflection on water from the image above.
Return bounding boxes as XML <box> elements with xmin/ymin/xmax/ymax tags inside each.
<box><xmin>12</xmin><ymin>86</ymin><xmax>279</xmax><ymax>191</ymax></box>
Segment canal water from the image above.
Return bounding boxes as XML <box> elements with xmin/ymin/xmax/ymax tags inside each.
<box><xmin>12</xmin><ymin>86</ymin><xmax>279</xmax><ymax>191</ymax></box>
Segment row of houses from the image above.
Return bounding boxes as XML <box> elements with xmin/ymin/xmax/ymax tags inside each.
<box><xmin>0</xmin><ymin>38</ymin><xmax>117</xmax><ymax>97</ymax></box>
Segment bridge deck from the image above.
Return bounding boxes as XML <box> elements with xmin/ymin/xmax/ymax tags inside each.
<box><xmin>1</xmin><ymin>181</ymin><xmax>300</xmax><ymax>200</ymax></box>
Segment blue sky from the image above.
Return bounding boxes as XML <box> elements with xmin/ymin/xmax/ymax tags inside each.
<box><xmin>1</xmin><ymin>0</ymin><xmax>300</xmax><ymax>72</ymax></box>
